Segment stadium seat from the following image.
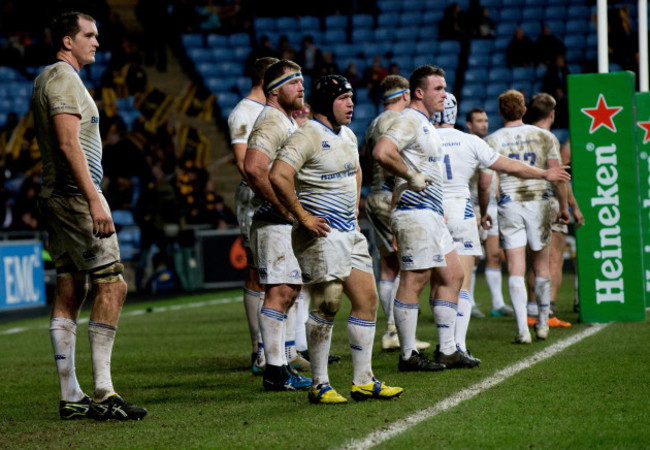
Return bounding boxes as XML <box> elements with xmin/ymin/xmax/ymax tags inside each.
<box><xmin>512</xmin><ymin>67</ymin><xmax>533</xmax><ymax>81</ymax></box>
<box><xmin>418</xmin><ymin>26</ymin><xmax>438</xmax><ymax>41</ymax></box>
<box><xmin>117</xmin><ymin>227</ymin><xmax>141</xmax><ymax>261</ymax></box>
<box><xmin>510</xmin><ymin>82</ymin><xmax>532</xmax><ymax>98</ymax></box>
<box><xmin>216</xmin><ymin>62</ymin><xmax>243</xmax><ymax>76</ymax></box>
<box><xmin>235</xmin><ymin>77</ymin><xmax>250</xmax><ymax>94</ymax></box>
<box><xmin>568</xmin><ymin>64</ymin><xmax>582</xmax><ymax>75</ymax></box>
<box><xmin>206</xmin><ymin>34</ymin><xmax>228</xmax><ymax>47</ymax></box>
<box><xmin>544</xmin><ymin>6</ymin><xmax>566</xmax><ymax>21</ymax></box>
<box><xmin>377</xmin><ymin>13</ymin><xmax>400</xmax><ymax>28</ymax></box>
<box><xmin>325</xmin><ymin>15</ymin><xmax>348</xmax><ymax>29</ymax></box>
<box><xmin>488</xmin><ymin>112</ymin><xmax>501</xmax><ymax>128</ymax></box>
<box><xmin>524</xmin><ymin>0</ymin><xmax>546</xmax><ymax>5</ymax></box>
<box><xmin>233</xmin><ymin>47</ymin><xmax>250</xmax><ymax>61</ymax></box>
<box><xmin>0</xmin><ymin>112</ymin><xmax>7</xmax><ymax>127</ymax></box>
<box><xmin>0</xmin><ymin>99</ymin><xmax>12</xmax><ymax>112</ymax></box>
<box><xmin>378</xmin><ymin>0</ymin><xmax>402</xmax><ymax>13</ymax></box>
<box><xmin>196</xmin><ymin>62</ymin><xmax>219</xmax><ymax>77</ymax></box>
<box><xmin>391</xmin><ymin>56</ymin><xmax>414</xmax><ymax>72</ymax></box>
<box><xmin>496</xmin><ymin>21</ymin><xmax>519</xmax><ymax>38</ymax></box>
<box><xmin>416</xmin><ymin>41</ymin><xmax>438</xmax><ymax>56</ymax></box>
<box><xmin>439</xmin><ymin>40</ymin><xmax>461</xmax><ymax>54</ymax></box>
<box><xmin>395</xmin><ymin>28</ymin><xmax>413</xmax><ymax>42</ymax></box>
<box><xmin>522</xmin><ymin>7</ymin><xmax>543</xmax><ymax>20</ymax></box>
<box><xmin>216</xmin><ymin>92</ymin><xmax>240</xmax><ymax>109</ymax></box>
<box><xmin>552</xmin><ymin>128</ymin><xmax>569</xmax><ymax>144</ymax></box>
<box><xmin>332</xmin><ymin>43</ymin><xmax>357</xmax><ymax>59</ymax></box>
<box><xmin>535</xmin><ymin>65</ymin><xmax>547</xmax><ymax>80</ymax></box>
<box><xmin>403</xmin><ymin>0</ymin><xmax>426</xmax><ymax>12</ymax></box>
<box><xmin>413</xmin><ymin>55</ymin><xmax>431</xmax><ymax>68</ymax></box>
<box><xmin>324</xmin><ymin>29</ymin><xmax>347</xmax><ymax>44</ymax></box>
<box><xmin>464</xmin><ymin>68</ymin><xmax>486</xmax><ymax>83</ymax></box>
<box><xmin>254</xmin><ymin>17</ymin><xmax>276</xmax><ymax>32</ymax></box>
<box><xmin>468</xmin><ymin>53</ymin><xmax>491</xmax><ymax>68</ymax></box>
<box><xmin>392</xmin><ymin>41</ymin><xmax>417</xmax><ymax>56</ymax></box>
<box><xmin>486</xmin><ymin>82</ymin><xmax>509</xmax><ymax>98</ymax></box>
<box><xmin>188</xmin><ymin>48</ymin><xmax>214</xmax><ymax>63</ymax></box>
<box><xmin>461</xmin><ymin>83</ymin><xmax>487</xmax><ymax>101</ymax></box>
<box><xmin>437</xmin><ymin>53</ymin><xmax>459</xmax><ymax>70</ymax></box>
<box><xmin>113</xmin><ymin>209</ymin><xmax>136</xmax><ymax>227</ymax></box>
<box><xmin>566</xmin><ymin>19</ymin><xmax>589</xmax><ymax>35</ymax></box>
<box><xmin>229</xmin><ymin>33</ymin><xmax>251</xmax><ymax>47</ymax></box>
<box><xmin>354</xmin><ymin>87</ymin><xmax>371</xmax><ymax>103</ymax></box>
<box><xmin>587</xmin><ymin>34</ymin><xmax>598</xmax><ymax>48</ymax></box>
<box><xmin>489</xmin><ymin>67</ymin><xmax>512</xmax><ymax>84</ymax></box>
<box><xmin>277</xmin><ymin>17</ymin><xmax>299</xmax><ymax>31</ymax></box>
<box><xmin>299</xmin><ymin>16</ymin><xmax>320</xmax><ymax>30</ymax></box>
<box><xmin>352</xmin><ymin>28</ymin><xmax>374</xmax><ymax>43</ymax></box>
<box><xmin>422</xmin><ymin>9</ymin><xmax>444</xmax><ymax>24</ymax></box>
<box><xmin>567</xmin><ymin>5</ymin><xmax>590</xmax><ymax>18</ymax></box>
<box><xmin>212</xmin><ymin>47</ymin><xmax>232</xmax><ymax>61</ymax></box>
<box><xmin>494</xmin><ymin>37</ymin><xmax>510</xmax><ymax>52</ymax></box>
<box><xmin>362</xmin><ymin>42</ymin><xmax>383</xmax><ymax>58</ymax></box>
<box><xmin>353</xmin><ymin>103</ymin><xmax>377</xmax><ymax>121</ymax></box>
<box><xmin>481</xmin><ymin>0</ymin><xmax>502</xmax><ymax>8</ymax></box>
<box><xmin>181</xmin><ymin>34</ymin><xmax>203</xmax><ymax>49</ymax></box>
<box><xmin>545</xmin><ymin>20</ymin><xmax>565</xmax><ymax>37</ymax></box>
<box><xmin>502</xmin><ymin>0</ymin><xmax>525</xmax><ymax>6</ymax></box>
<box><xmin>564</xmin><ymin>34</ymin><xmax>584</xmax><ymax>50</ymax></box>
<box><xmin>484</xmin><ymin>100</ymin><xmax>499</xmax><ymax>114</ymax></box>
<box><xmin>352</xmin><ymin>14</ymin><xmax>374</xmax><ymax>29</ymax></box>
<box><xmin>373</xmin><ymin>28</ymin><xmax>395</xmax><ymax>42</ymax></box>
<box><xmin>400</xmin><ymin>11</ymin><xmax>423</xmax><ymax>27</ymax></box>
<box><xmin>499</xmin><ymin>8</ymin><xmax>522</xmax><ymax>22</ymax></box>
<box><xmin>521</xmin><ymin>20</ymin><xmax>542</xmax><ymax>39</ymax></box>
<box><xmin>470</xmin><ymin>39</ymin><xmax>494</xmax><ymax>55</ymax></box>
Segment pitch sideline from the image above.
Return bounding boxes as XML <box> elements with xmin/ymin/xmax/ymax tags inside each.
<box><xmin>342</xmin><ymin>322</ymin><xmax>611</xmax><ymax>449</ymax></box>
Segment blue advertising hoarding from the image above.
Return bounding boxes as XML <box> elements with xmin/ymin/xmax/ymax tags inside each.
<box><xmin>0</xmin><ymin>240</ymin><xmax>46</xmax><ymax>310</ymax></box>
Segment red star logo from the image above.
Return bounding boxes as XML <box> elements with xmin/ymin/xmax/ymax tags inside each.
<box><xmin>581</xmin><ymin>94</ymin><xmax>623</xmax><ymax>134</ymax></box>
<box><xmin>638</xmin><ymin>119</ymin><xmax>650</xmax><ymax>144</ymax></box>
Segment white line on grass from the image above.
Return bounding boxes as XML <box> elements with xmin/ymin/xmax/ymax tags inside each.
<box><xmin>343</xmin><ymin>322</ymin><xmax>610</xmax><ymax>450</ymax></box>
<box><xmin>0</xmin><ymin>296</ymin><xmax>241</xmax><ymax>336</ymax></box>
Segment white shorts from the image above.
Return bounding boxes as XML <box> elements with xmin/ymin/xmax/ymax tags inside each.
<box><xmin>498</xmin><ymin>199</ymin><xmax>552</xmax><ymax>251</ymax></box>
<box><xmin>365</xmin><ymin>192</ymin><xmax>394</xmax><ymax>258</ymax></box>
<box><xmin>235</xmin><ymin>182</ymin><xmax>260</xmax><ymax>254</ymax></box>
<box><xmin>443</xmin><ymin>199</ymin><xmax>482</xmax><ymax>256</ymax></box>
<box><xmin>391</xmin><ymin>208</ymin><xmax>455</xmax><ymax>270</ymax></box>
<box><xmin>549</xmin><ymin>196</ymin><xmax>568</xmax><ymax>234</ymax></box>
<box><xmin>250</xmin><ymin>220</ymin><xmax>302</xmax><ymax>285</ymax></box>
<box><xmin>292</xmin><ymin>227</ymin><xmax>374</xmax><ymax>284</ymax></box>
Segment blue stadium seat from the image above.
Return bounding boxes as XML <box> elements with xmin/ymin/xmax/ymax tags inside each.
<box><xmin>404</xmin><ymin>0</ymin><xmax>426</xmax><ymax>12</ymax></box>
<box><xmin>464</xmin><ymin>68</ymin><xmax>486</xmax><ymax>83</ymax></box>
<box><xmin>299</xmin><ymin>16</ymin><xmax>320</xmax><ymax>30</ymax></box>
<box><xmin>413</xmin><ymin>55</ymin><xmax>431</xmax><ymax>68</ymax></box>
<box><xmin>277</xmin><ymin>17</ymin><xmax>299</xmax><ymax>30</ymax></box>
<box><xmin>437</xmin><ymin>53</ymin><xmax>459</xmax><ymax>70</ymax></box>
<box><xmin>482</xmin><ymin>0</ymin><xmax>502</xmax><ymax>8</ymax></box>
<box><xmin>206</xmin><ymin>34</ymin><xmax>228</xmax><ymax>47</ymax></box>
<box><xmin>587</xmin><ymin>34</ymin><xmax>598</xmax><ymax>48</ymax></box>
<box><xmin>512</xmin><ymin>66</ymin><xmax>534</xmax><ymax>81</ymax></box>
<box><xmin>113</xmin><ymin>209</ymin><xmax>136</xmax><ymax>226</ymax></box>
<box><xmin>568</xmin><ymin>64</ymin><xmax>582</xmax><ymax>75</ymax></box>
<box><xmin>229</xmin><ymin>33</ymin><xmax>251</xmax><ymax>47</ymax></box>
<box><xmin>510</xmin><ymin>82</ymin><xmax>532</xmax><ymax>98</ymax></box>
<box><xmin>0</xmin><ymin>112</ymin><xmax>7</xmax><ymax>127</ymax></box>
<box><xmin>489</xmin><ymin>67</ymin><xmax>512</xmax><ymax>83</ymax></box>
<box><xmin>567</xmin><ymin>5</ymin><xmax>590</xmax><ymax>18</ymax></box>
<box><xmin>499</xmin><ymin>8</ymin><xmax>522</xmax><ymax>22</ymax></box>
<box><xmin>352</xmin><ymin>28</ymin><xmax>374</xmax><ymax>43</ymax></box>
<box><xmin>468</xmin><ymin>53</ymin><xmax>491</xmax><ymax>68</ymax></box>
<box><xmin>374</xmin><ymin>28</ymin><xmax>396</xmax><ymax>42</ymax></box>
<box><xmin>362</xmin><ymin>42</ymin><xmax>383</xmax><ymax>58</ymax></box>
<box><xmin>422</xmin><ymin>9</ymin><xmax>444</xmax><ymax>24</ymax></box>
<box><xmin>524</xmin><ymin>0</ymin><xmax>546</xmax><ymax>5</ymax></box>
<box><xmin>494</xmin><ymin>37</ymin><xmax>510</xmax><ymax>52</ymax></box>
<box><xmin>545</xmin><ymin>20</ymin><xmax>565</xmax><ymax>37</ymax></box>
<box><xmin>545</xmin><ymin>6</ymin><xmax>566</xmax><ymax>21</ymax></box>
<box><xmin>0</xmin><ymin>99</ymin><xmax>12</xmax><ymax>112</ymax></box>
<box><xmin>486</xmin><ymin>82</ymin><xmax>509</xmax><ymax>98</ymax></box>
<box><xmin>378</xmin><ymin>0</ymin><xmax>402</xmax><ymax>13</ymax></box>
<box><xmin>324</xmin><ymin>29</ymin><xmax>347</xmax><ymax>44</ymax></box>
<box><xmin>392</xmin><ymin>41</ymin><xmax>416</xmax><ymax>56</ymax></box>
<box><xmin>502</xmin><ymin>0</ymin><xmax>525</xmax><ymax>6</ymax></box>
<box><xmin>470</xmin><ymin>40</ymin><xmax>495</xmax><ymax>55</ymax></box>
<box><xmin>484</xmin><ymin>100</ymin><xmax>500</xmax><ymax>114</ymax></box>
<box><xmin>235</xmin><ymin>76</ymin><xmax>250</xmax><ymax>94</ymax></box>
<box><xmin>534</xmin><ymin>65</ymin><xmax>546</xmax><ymax>80</ymax></box>
<box><xmin>254</xmin><ymin>17</ymin><xmax>276</xmax><ymax>32</ymax></box>
<box><xmin>332</xmin><ymin>43</ymin><xmax>357</xmax><ymax>59</ymax></box>
<box><xmin>522</xmin><ymin>7</ymin><xmax>543</xmax><ymax>20</ymax></box>
<box><xmin>496</xmin><ymin>21</ymin><xmax>519</xmax><ymax>37</ymax></box>
<box><xmin>216</xmin><ymin>62</ymin><xmax>243</xmax><ymax>76</ymax></box>
<box><xmin>352</xmin><ymin>14</ymin><xmax>374</xmax><ymax>29</ymax></box>
<box><xmin>212</xmin><ymin>47</ymin><xmax>232</xmax><ymax>61</ymax></box>
<box><xmin>196</xmin><ymin>62</ymin><xmax>219</xmax><ymax>77</ymax></box>
<box><xmin>418</xmin><ymin>26</ymin><xmax>438</xmax><ymax>41</ymax></box>
<box><xmin>233</xmin><ymin>47</ymin><xmax>250</xmax><ymax>61</ymax></box>
<box><xmin>400</xmin><ymin>11</ymin><xmax>423</xmax><ymax>27</ymax></box>
<box><xmin>552</xmin><ymin>128</ymin><xmax>569</xmax><ymax>144</ymax></box>
<box><xmin>521</xmin><ymin>20</ymin><xmax>542</xmax><ymax>39</ymax></box>
<box><xmin>354</xmin><ymin>87</ymin><xmax>371</xmax><ymax>103</ymax></box>
<box><xmin>115</xmin><ymin>96</ymin><xmax>134</xmax><ymax>111</ymax></box>
<box><xmin>416</xmin><ymin>41</ymin><xmax>438</xmax><ymax>56</ymax></box>
<box><xmin>566</xmin><ymin>19</ymin><xmax>588</xmax><ymax>35</ymax></box>
<box><xmin>395</xmin><ymin>28</ymin><xmax>413</xmax><ymax>42</ymax></box>
<box><xmin>439</xmin><ymin>40</ymin><xmax>461</xmax><ymax>54</ymax></box>
<box><xmin>609</xmin><ymin>62</ymin><xmax>623</xmax><ymax>72</ymax></box>
<box><xmin>462</xmin><ymin>83</ymin><xmax>487</xmax><ymax>101</ymax></box>
<box><xmin>377</xmin><ymin>13</ymin><xmax>400</xmax><ymax>28</ymax></box>
<box><xmin>6</xmin><ymin>81</ymin><xmax>32</xmax><ymax>99</ymax></box>
<box><xmin>117</xmin><ymin>227</ymin><xmax>141</xmax><ymax>261</ymax></box>
<box><xmin>216</xmin><ymin>92</ymin><xmax>240</xmax><ymax>108</ymax></box>
<box><xmin>181</xmin><ymin>34</ymin><xmax>203</xmax><ymax>49</ymax></box>
<box><xmin>488</xmin><ymin>112</ymin><xmax>501</xmax><ymax>128</ymax></box>
<box><xmin>325</xmin><ymin>15</ymin><xmax>348</xmax><ymax>29</ymax></box>
<box><xmin>353</xmin><ymin>103</ymin><xmax>377</xmax><ymax>121</ymax></box>
<box><xmin>390</xmin><ymin>56</ymin><xmax>414</xmax><ymax>72</ymax></box>
<box><xmin>188</xmin><ymin>48</ymin><xmax>214</xmax><ymax>63</ymax></box>
<box><xmin>564</xmin><ymin>34</ymin><xmax>584</xmax><ymax>50</ymax></box>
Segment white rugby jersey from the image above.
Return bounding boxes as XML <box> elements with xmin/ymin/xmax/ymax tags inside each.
<box><xmin>383</xmin><ymin>107</ymin><xmax>444</xmax><ymax>215</ymax></box>
<box><xmin>365</xmin><ymin>109</ymin><xmax>400</xmax><ymax>196</ymax></box>
<box><xmin>546</xmin><ymin>131</ymin><xmax>562</xmax><ymax>198</ymax></box>
<box><xmin>248</xmin><ymin>104</ymin><xmax>297</xmax><ymax>224</ymax></box>
<box><xmin>484</xmin><ymin>124</ymin><xmax>558</xmax><ymax>204</ymax></box>
<box><xmin>33</xmin><ymin>61</ymin><xmax>102</xmax><ymax>198</ymax></box>
<box><xmin>276</xmin><ymin>119</ymin><xmax>359</xmax><ymax>231</ymax></box>
<box><xmin>228</xmin><ymin>97</ymin><xmax>264</xmax><ymax>188</ymax></box>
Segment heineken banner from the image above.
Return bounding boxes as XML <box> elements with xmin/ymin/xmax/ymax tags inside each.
<box><xmin>568</xmin><ymin>71</ymin><xmax>646</xmax><ymax>322</ymax></box>
<box><xmin>635</xmin><ymin>92</ymin><xmax>650</xmax><ymax>304</ymax></box>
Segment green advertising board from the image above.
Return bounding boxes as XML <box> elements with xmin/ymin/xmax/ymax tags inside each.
<box><xmin>568</xmin><ymin>71</ymin><xmax>646</xmax><ymax>322</ymax></box>
<box><xmin>635</xmin><ymin>92</ymin><xmax>650</xmax><ymax>304</ymax></box>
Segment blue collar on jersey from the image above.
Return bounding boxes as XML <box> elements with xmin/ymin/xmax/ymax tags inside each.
<box><xmin>406</xmin><ymin>106</ymin><xmax>431</xmax><ymax>121</ymax></box>
<box><xmin>311</xmin><ymin>118</ymin><xmax>341</xmax><ymax>135</ymax></box>
<box><xmin>245</xmin><ymin>97</ymin><xmax>264</xmax><ymax>106</ymax></box>
<box><xmin>56</xmin><ymin>59</ymin><xmax>80</xmax><ymax>75</ymax></box>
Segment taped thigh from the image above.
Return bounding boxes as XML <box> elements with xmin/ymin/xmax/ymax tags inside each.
<box><xmin>88</xmin><ymin>261</ymin><xmax>125</xmax><ymax>284</ymax></box>
<box><xmin>309</xmin><ymin>280</ymin><xmax>344</xmax><ymax>320</ymax></box>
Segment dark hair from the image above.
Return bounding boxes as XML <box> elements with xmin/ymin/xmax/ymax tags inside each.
<box><xmin>263</xmin><ymin>59</ymin><xmax>301</xmax><ymax>94</ymax></box>
<box><xmin>251</xmin><ymin>57</ymin><xmax>279</xmax><ymax>87</ymax></box>
<box><xmin>409</xmin><ymin>65</ymin><xmax>445</xmax><ymax>97</ymax></box>
<box><xmin>498</xmin><ymin>89</ymin><xmax>526</xmax><ymax>122</ymax></box>
<box><xmin>466</xmin><ymin>107</ymin><xmax>486</xmax><ymax>123</ymax></box>
<box><xmin>526</xmin><ymin>93</ymin><xmax>556</xmax><ymax>123</ymax></box>
<box><xmin>52</xmin><ymin>11</ymin><xmax>95</xmax><ymax>50</ymax></box>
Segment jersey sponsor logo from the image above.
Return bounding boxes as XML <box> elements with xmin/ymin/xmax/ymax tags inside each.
<box><xmin>258</xmin><ymin>267</ymin><xmax>268</xmax><ymax>276</ymax></box>
<box><xmin>321</xmin><ymin>140</ymin><xmax>331</xmax><ymax>149</ymax></box>
<box><xmin>463</xmin><ymin>241</ymin><xmax>474</xmax><ymax>249</ymax></box>
<box><xmin>401</xmin><ymin>255</ymin><xmax>414</xmax><ymax>265</ymax></box>
<box><xmin>289</xmin><ymin>270</ymin><xmax>300</xmax><ymax>279</ymax></box>
<box><xmin>91</xmin><ymin>116</ymin><xmax>100</xmax><ymax>123</ymax></box>
<box><xmin>432</xmin><ymin>254</ymin><xmax>444</xmax><ymax>263</ymax></box>
<box><xmin>55</xmin><ymin>354</ymin><xmax>66</xmax><ymax>360</ymax></box>
<box><xmin>82</xmin><ymin>250</ymin><xmax>96</xmax><ymax>261</ymax></box>
<box><xmin>423</xmin><ymin>126</ymin><xmax>430</xmax><ymax>134</ymax></box>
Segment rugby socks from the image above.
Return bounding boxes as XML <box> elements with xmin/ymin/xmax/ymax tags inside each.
<box><xmin>88</xmin><ymin>321</ymin><xmax>116</xmax><ymax>402</ymax></box>
<box><xmin>431</xmin><ymin>299</ymin><xmax>458</xmax><ymax>355</ymax></box>
<box><xmin>527</xmin><ymin>301</ymin><xmax>539</xmax><ymax>317</ymax></box>
<box><xmin>508</xmin><ymin>276</ymin><xmax>529</xmax><ymax>334</ymax></box>
<box><xmin>485</xmin><ymin>267</ymin><xmax>506</xmax><ymax>310</ymax></box>
<box><xmin>393</xmin><ymin>298</ymin><xmax>419</xmax><ymax>360</ymax></box>
<box><xmin>347</xmin><ymin>316</ymin><xmax>376</xmax><ymax>386</ymax></box>
<box><xmin>295</xmin><ymin>289</ymin><xmax>309</xmax><ymax>353</ymax></box>
<box><xmin>535</xmin><ymin>277</ymin><xmax>551</xmax><ymax>325</ymax></box>
<box><xmin>243</xmin><ymin>288</ymin><xmax>262</xmax><ymax>353</ymax></box>
<box><xmin>306</xmin><ymin>313</ymin><xmax>334</xmax><ymax>387</ymax></box>
<box><xmin>454</xmin><ymin>290</ymin><xmax>472</xmax><ymax>353</ymax></box>
<box><xmin>255</xmin><ymin>293</ymin><xmax>266</xmax><ymax>368</ymax></box>
<box><xmin>50</xmin><ymin>317</ymin><xmax>85</xmax><ymax>402</ymax></box>
<box><xmin>284</xmin><ymin>303</ymin><xmax>298</xmax><ymax>364</ymax></box>
<box><xmin>259</xmin><ymin>307</ymin><xmax>284</xmax><ymax>367</ymax></box>
<box><xmin>378</xmin><ymin>279</ymin><xmax>395</xmax><ymax>327</ymax></box>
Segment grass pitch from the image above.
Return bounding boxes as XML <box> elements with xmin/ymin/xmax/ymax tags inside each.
<box><xmin>1</xmin><ymin>274</ymin><xmax>648</xmax><ymax>449</ymax></box>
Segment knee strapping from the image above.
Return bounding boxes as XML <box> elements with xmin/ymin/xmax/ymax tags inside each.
<box><xmin>310</xmin><ymin>280</ymin><xmax>344</xmax><ymax>320</ymax></box>
<box><xmin>89</xmin><ymin>262</ymin><xmax>124</xmax><ymax>284</ymax></box>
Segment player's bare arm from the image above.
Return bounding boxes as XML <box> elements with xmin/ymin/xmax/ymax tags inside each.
<box><xmin>478</xmin><ymin>170</ymin><xmax>492</xmax><ymax>230</ymax></box>
<box><xmin>233</xmin><ymin>142</ymin><xmax>252</xmax><ymax>185</ymax></box>
<box><xmin>53</xmin><ymin>113</ymin><xmax>114</xmax><ymax>238</ymax></box>
<box><xmin>244</xmin><ymin>147</ymin><xmax>291</xmax><ymax>219</ymax></box>
<box><xmin>269</xmin><ymin>159</ymin><xmax>330</xmax><ymax>236</ymax></box>
<box><xmin>372</xmin><ymin>136</ymin><xmax>432</xmax><ymax>191</ymax></box>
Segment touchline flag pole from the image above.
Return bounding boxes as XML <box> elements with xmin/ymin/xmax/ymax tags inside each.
<box><xmin>639</xmin><ymin>0</ymin><xmax>648</xmax><ymax>92</ymax></box>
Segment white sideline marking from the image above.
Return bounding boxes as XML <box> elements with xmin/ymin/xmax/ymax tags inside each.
<box><xmin>343</xmin><ymin>322</ymin><xmax>610</xmax><ymax>450</ymax></box>
<box><xmin>0</xmin><ymin>296</ymin><xmax>241</xmax><ymax>336</ymax></box>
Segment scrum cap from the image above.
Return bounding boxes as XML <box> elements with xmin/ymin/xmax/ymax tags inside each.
<box><xmin>311</xmin><ymin>75</ymin><xmax>353</xmax><ymax>125</ymax></box>
<box><xmin>431</xmin><ymin>93</ymin><xmax>457</xmax><ymax>126</ymax></box>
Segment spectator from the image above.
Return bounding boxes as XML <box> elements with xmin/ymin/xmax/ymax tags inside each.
<box><xmin>245</xmin><ymin>35</ymin><xmax>279</xmax><ymax>75</ymax></box>
<box><xmin>278</xmin><ymin>34</ymin><xmax>297</xmax><ymax>61</ymax></box>
<box><xmin>342</xmin><ymin>61</ymin><xmax>363</xmax><ymax>88</ymax></box>
<box><xmin>318</xmin><ymin>51</ymin><xmax>339</xmax><ymax>76</ymax></box>
<box><xmin>196</xmin><ymin>0</ymin><xmax>222</xmax><ymax>34</ymax></box>
<box><xmin>535</xmin><ymin>25</ymin><xmax>565</xmax><ymax>66</ymax></box>
<box><xmin>135</xmin><ymin>0</ymin><xmax>169</xmax><ymax>72</ymax></box>
<box><xmin>363</xmin><ymin>55</ymin><xmax>388</xmax><ymax>104</ymax></box>
<box><xmin>541</xmin><ymin>54</ymin><xmax>570</xmax><ymax>128</ymax></box>
<box><xmin>297</xmin><ymin>35</ymin><xmax>324</xmax><ymax>76</ymax></box>
<box><xmin>474</xmin><ymin>7</ymin><xmax>496</xmax><ymax>39</ymax></box>
<box><xmin>506</xmin><ymin>27</ymin><xmax>535</xmax><ymax>67</ymax></box>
